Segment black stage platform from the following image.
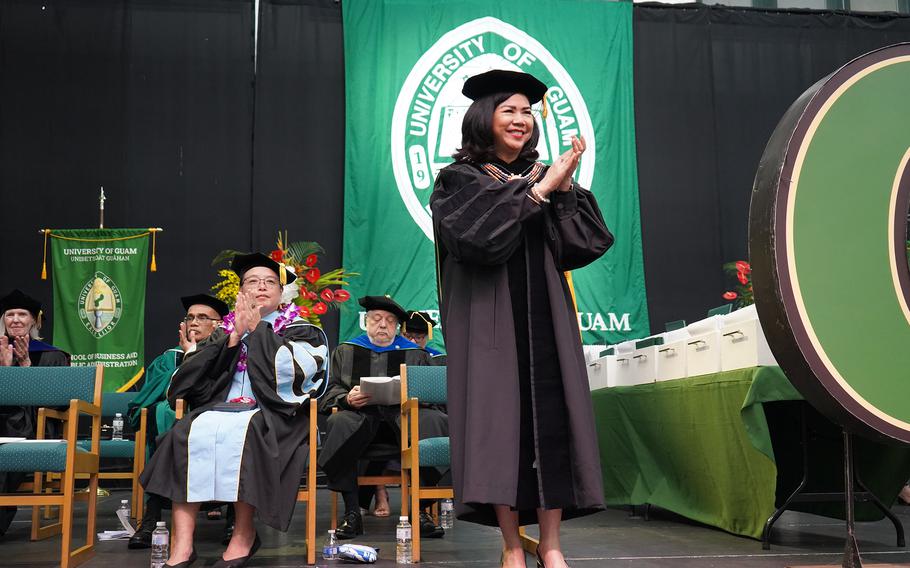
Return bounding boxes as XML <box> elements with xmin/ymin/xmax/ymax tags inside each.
<box><xmin>3</xmin><ymin>488</ymin><xmax>910</xmax><ymax>567</ymax></box>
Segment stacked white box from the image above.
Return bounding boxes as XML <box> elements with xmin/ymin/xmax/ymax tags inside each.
<box><xmin>610</xmin><ymin>340</ymin><xmax>640</xmax><ymax>387</ymax></box>
<box><xmin>719</xmin><ymin>304</ymin><xmax>777</xmax><ymax>371</ymax></box>
<box><xmin>586</xmin><ymin>355</ymin><xmax>615</xmax><ymax>391</ymax></box>
<box><xmin>684</xmin><ymin>315</ymin><xmax>724</xmax><ymax>377</ymax></box>
<box><xmin>629</xmin><ymin>337</ymin><xmax>664</xmax><ymax>385</ymax></box>
<box><xmin>655</xmin><ymin>328</ymin><xmax>689</xmax><ymax>382</ymax></box>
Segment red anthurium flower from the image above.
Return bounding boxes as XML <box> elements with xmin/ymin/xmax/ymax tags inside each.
<box><xmin>305</xmin><ymin>267</ymin><xmax>320</xmax><ymax>283</ymax></box>
<box><xmin>334</xmin><ymin>289</ymin><xmax>350</xmax><ymax>302</ymax></box>
<box><xmin>736</xmin><ymin>260</ymin><xmax>751</xmax><ymax>274</ymax></box>
<box><xmin>305</xmin><ymin>254</ymin><xmax>318</xmax><ymax>267</ymax></box>
<box><xmin>270</xmin><ymin>249</ymin><xmax>284</xmax><ymax>262</ymax></box>
<box><xmin>723</xmin><ymin>291</ymin><xmax>738</xmax><ymax>300</ymax></box>
<box><xmin>307</xmin><ymin>290</ymin><xmax>318</xmax><ymax>300</ymax></box>
<box><xmin>737</xmin><ymin>272</ymin><xmax>748</xmax><ymax>285</ymax></box>
<box><xmin>298</xmin><ymin>306</ymin><xmax>311</xmax><ymax>317</ymax></box>
<box><xmin>313</xmin><ymin>302</ymin><xmax>328</xmax><ymax>315</ymax></box>
<box><xmin>320</xmin><ymin>288</ymin><xmax>335</xmax><ymax>302</ymax></box>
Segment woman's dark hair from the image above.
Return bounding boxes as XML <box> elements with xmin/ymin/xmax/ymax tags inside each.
<box><xmin>452</xmin><ymin>92</ymin><xmax>540</xmax><ymax>163</ymax></box>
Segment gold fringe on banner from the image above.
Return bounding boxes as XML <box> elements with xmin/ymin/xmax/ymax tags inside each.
<box><xmin>149</xmin><ymin>228</ymin><xmax>158</xmax><ymax>272</ymax></box>
<box><xmin>41</xmin><ymin>229</ymin><xmax>50</xmax><ymax>280</ymax></box>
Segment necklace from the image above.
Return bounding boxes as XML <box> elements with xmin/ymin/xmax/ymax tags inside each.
<box><xmin>479</xmin><ymin>161</ymin><xmax>546</xmax><ymax>185</ymax></box>
<box><xmin>220</xmin><ymin>303</ymin><xmax>302</xmax><ymax>372</ymax></box>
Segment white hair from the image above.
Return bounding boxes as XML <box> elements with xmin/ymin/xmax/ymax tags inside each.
<box><xmin>0</xmin><ymin>310</ymin><xmax>42</xmax><ymax>340</ymax></box>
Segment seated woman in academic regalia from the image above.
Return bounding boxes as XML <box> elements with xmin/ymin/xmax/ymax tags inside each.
<box><xmin>0</xmin><ymin>288</ymin><xmax>71</xmax><ymax>535</ymax></box>
<box><xmin>140</xmin><ymin>253</ymin><xmax>328</xmax><ymax>568</ymax></box>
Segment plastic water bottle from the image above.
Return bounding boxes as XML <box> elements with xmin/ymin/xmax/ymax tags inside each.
<box><xmin>116</xmin><ymin>499</ymin><xmax>132</xmax><ymax>532</ymax></box>
<box><xmin>112</xmin><ymin>413</ymin><xmax>124</xmax><ymax>440</ymax></box>
<box><xmin>150</xmin><ymin>521</ymin><xmax>169</xmax><ymax>568</ymax></box>
<box><xmin>322</xmin><ymin>528</ymin><xmax>338</xmax><ymax>560</ymax></box>
<box><xmin>440</xmin><ymin>499</ymin><xmax>454</xmax><ymax>529</ymax></box>
<box><xmin>396</xmin><ymin>516</ymin><xmax>412</xmax><ymax>564</ymax></box>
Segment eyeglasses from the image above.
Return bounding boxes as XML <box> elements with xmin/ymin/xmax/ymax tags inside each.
<box><xmin>241</xmin><ymin>277</ymin><xmax>280</xmax><ymax>290</ymax></box>
<box><xmin>184</xmin><ymin>315</ymin><xmax>221</xmax><ymax>324</ymax></box>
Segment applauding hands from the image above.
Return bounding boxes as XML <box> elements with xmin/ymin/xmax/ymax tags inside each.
<box><xmin>228</xmin><ymin>291</ymin><xmax>263</xmax><ymax>347</ymax></box>
<box><xmin>537</xmin><ymin>135</ymin><xmax>586</xmax><ymax>199</ymax></box>
<box><xmin>0</xmin><ymin>335</ymin><xmax>31</xmax><ymax>367</ymax></box>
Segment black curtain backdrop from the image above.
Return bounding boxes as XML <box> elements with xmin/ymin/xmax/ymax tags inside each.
<box><xmin>634</xmin><ymin>3</ymin><xmax>910</xmax><ymax>332</ymax></box>
<box><xmin>3</xmin><ymin>1</ymin><xmax>910</xmax><ymax>378</ymax></box>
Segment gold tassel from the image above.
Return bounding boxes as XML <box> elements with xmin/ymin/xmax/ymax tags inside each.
<box><xmin>279</xmin><ymin>262</ymin><xmax>287</xmax><ymax>286</ymax></box>
<box><xmin>150</xmin><ymin>229</ymin><xmax>157</xmax><ymax>272</ymax></box>
<box><xmin>542</xmin><ymin>92</ymin><xmax>549</xmax><ymax>120</ymax></box>
<box><xmin>41</xmin><ymin>230</ymin><xmax>49</xmax><ymax>280</ymax></box>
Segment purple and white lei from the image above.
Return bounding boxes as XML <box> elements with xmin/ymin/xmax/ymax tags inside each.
<box><xmin>220</xmin><ymin>303</ymin><xmax>302</xmax><ymax>372</ymax></box>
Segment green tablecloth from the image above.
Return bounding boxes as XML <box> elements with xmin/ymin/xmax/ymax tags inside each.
<box><xmin>592</xmin><ymin>366</ymin><xmax>910</xmax><ymax>539</ymax></box>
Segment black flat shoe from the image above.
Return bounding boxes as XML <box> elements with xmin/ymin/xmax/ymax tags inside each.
<box><xmin>418</xmin><ymin>511</ymin><xmax>445</xmax><ymax>539</ymax></box>
<box><xmin>164</xmin><ymin>550</ymin><xmax>197</xmax><ymax>568</ymax></box>
<box><xmin>213</xmin><ymin>534</ymin><xmax>260</xmax><ymax>568</ymax></box>
<box><xmin>127</xmin><ymin>519</ymin><xmax>155</xmax><ymax>549</ymax></box>
<box><xmin>536</xmin><ymin>548</ymin><xmax>570</xmax><ymax>568</ymax></box>
<box><xmin>336</xmin><ymin>510</ymin><xmax>363</xmax><ymax>540</ymax></box>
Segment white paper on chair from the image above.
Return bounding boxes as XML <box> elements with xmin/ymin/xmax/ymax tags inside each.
<box><xmin>359</xmin><ymin>376</ymin><xmax>401</xmax><ymax>406</ymax></box>
<box><xmin>11</xmin><ymin>439</ymin><xmax>65</xmax><ymax>443</ymax></box>
<box><xmin>0</xmin><ymin>437</ymin><xmax>26</xmax><ymax>444</ymax></box>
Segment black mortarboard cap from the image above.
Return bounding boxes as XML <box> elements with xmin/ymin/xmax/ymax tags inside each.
<box><xmin>181</xmin><ymin>294</ymin><xmax>230</xmax><ymax>318</ymax></box>
<box><xmin>230</xmin><ymin>252</ymin><xmax>297</xmax><ymax>285</ymax></box>
<box><xmin>358</xmin><ymin>295</ymin><xmax>408</xmax><ymax>322</ymax></box>
<box><xmin>0</xmin><ymin>289</ymin><xmax>42</xmax><ymax>318</ymax></box>
<box><xmin>462</xmin><ymin>69</ymin><xmax>548</xmax><ymax>104</ymax></box>
<box><xmin>403</xmin><ymin>311</ymin><xmax>436</xmax><ymax>340</ymax></box>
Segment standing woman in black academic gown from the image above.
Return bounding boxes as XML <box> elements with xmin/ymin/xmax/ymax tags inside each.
<box><xmin>0</xmin><ymin>289</ymin><xmax>70</xmax><ymax>535</ymax></box>
<box><xmin>430</xmin><ymin>70</ymin><xmax>614</xmax><ymax>568</ymax></box>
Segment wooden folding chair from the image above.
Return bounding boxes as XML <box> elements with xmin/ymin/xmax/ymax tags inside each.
<box><xmin>72</xmin><ymin>392</ymin><xmax>147</xmax><ymax>520</ymax></box>
<box><xmin>399</xmin><ymin>364</ymin><xmax>453</xmax><ymax>562</ymax></box>
<box><xmin>0</xmin><ymin>365</ymin><xmax>103</xmax><ymax>568</ymax></box>
<box><xmin>175</xmin><ymin>398</ymin><xmax>320</xmax><ymax>564</ymax></box>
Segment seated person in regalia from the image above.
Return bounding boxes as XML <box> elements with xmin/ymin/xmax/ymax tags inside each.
<box><xmin>317</xmin><ymin>295</ymin><xmax>447</xmax><ymax>540</ymax></box>
<box><xmin>139</xmin><ymin>253</ymin><xmax>328</xmax><ymax>568</ymax></box>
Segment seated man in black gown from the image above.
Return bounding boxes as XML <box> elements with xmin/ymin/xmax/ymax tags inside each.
<box><xmin>317</xmin><ymin>295</ymin><xmax>447</xmax><ymax>539</ymax></box>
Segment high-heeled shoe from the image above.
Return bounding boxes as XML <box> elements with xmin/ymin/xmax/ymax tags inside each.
<box><xmin>164</xmin><ymin>550</ymin><xmax>197</xmax><ymax>568</ymax></box>
<box><xmin>212</xmin><ymin>534</ymin><xmax>261</xmax><ymax>568</ymax></box>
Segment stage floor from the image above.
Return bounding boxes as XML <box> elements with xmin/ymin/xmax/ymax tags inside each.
<box><xmin>4</xmin><ymin>488</ymin><xmax>910</xmax><ymax>567</ymax></box>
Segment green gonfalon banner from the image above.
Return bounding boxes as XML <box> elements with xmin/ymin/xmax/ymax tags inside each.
<box><xmin>341</xmin><ymin>0</ymin><xmax>649</xmax><ymax>349</ymax></box>
<box><xmin>48</xmin><ymin>229</ymin><xmax>152</xmax><ymax>391</ymax></box>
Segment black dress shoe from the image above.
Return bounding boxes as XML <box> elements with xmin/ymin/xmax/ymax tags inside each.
<box><xmin>419</xmin><ymin>511</ymin><xmax>445</xmax><ymax>539</ymax></box>
<box><xmin>127</xmin><ymin>518</ymin><xmax>156</xmax><ymax>549</ymax></box>
<box><xmin>164</xmin><ymin>550</ymin><xmax>197</xmax><ymax>568</ymax></box>
<box><xmin>212</xmin><ymin>534</ymin><xmax>260</xmax><ymax>568</ymax></box>
<box><xmin>336</xmin><ymin>510</ymin><xmax>363</xmax><ymax>540</ymax></box>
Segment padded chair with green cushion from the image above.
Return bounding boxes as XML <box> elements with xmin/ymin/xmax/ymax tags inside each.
<box><xmin>0</xmin><ymin>365</ymin><xmax>103</xmax><ymax>568</ymax></box>
<box><xmin>74</xmin><ymin>391</ymin><xmax>146</xmax><ymax>520</ymax></box>
<box><xmin>399</xmin><ymin>364</ymin><xmax>452</xmax><ymax>563</ymax></box>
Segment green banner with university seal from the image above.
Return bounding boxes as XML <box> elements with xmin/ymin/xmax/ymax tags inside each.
<box><xmin>48</xmin><ymin>228</ymin><xmax>152</xmax><ymax>391</ymax></box>
<box><xmin>341</xmin><ymin>0</ymin><xmax>649</xmax><ymax>349</ymax></box>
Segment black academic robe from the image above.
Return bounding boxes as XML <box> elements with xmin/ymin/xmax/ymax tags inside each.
<box><xmin>430</xmin><ymin>159</ymin><xmax>613</xmax><ymax>526</ymax></box>
<box><xmin>139</xmin><ymin>318</ymin><xmax>326</xmax><ymax>531</ymax></box>
<box><xmin>0</xmin><ymin>339</ymin><xmax>70</xmax><ymax>534</ymax></box>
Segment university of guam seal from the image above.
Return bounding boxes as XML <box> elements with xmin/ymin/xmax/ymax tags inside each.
<box><xmin>392</xmin><ymin>16</ymin><xmax>596</xmax><ymax>241</ymax></box>
<box><xmin>78</xmin><ymin>272</ymin><xmax>122</xmax><ymax>338</ymax></box>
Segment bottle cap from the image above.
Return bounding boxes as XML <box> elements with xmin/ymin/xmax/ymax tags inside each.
<box><xmin>400</xmin><ymin>515</ymin><xmax>408</xmax><ymax>522</ymax></box>
<box><xmin>156</xmin><ymin>521</ymin><xmax>166</xmax><ymax>527</ymax></box>
<box><xmin>328</xmin><ymin>529</ymin><xmax>335</xmax><ymax>534</ymax></box>
<box><xmin>121</xmin><ymin>499</ymin><xmax>128</xmax><ymax>504</ymax></box>
<box><xmin>115</xmin><ymin>413</ymin><xmax>122</xmax><ymax>417</ymax></box>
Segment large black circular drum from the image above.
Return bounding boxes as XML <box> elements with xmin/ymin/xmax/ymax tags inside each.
<box><xmin>750</xmin><ymin>43</ymin><xmax>910</xmax><ymax>444</ymax></box>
